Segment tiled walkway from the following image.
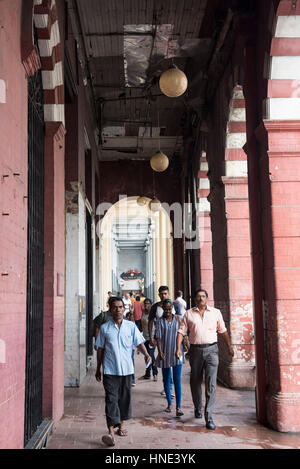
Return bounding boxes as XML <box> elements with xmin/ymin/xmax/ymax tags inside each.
<box><xmin>47</xmin><ymin>354</ymin><xmax>300</xmax><ymax>449</ymax></box>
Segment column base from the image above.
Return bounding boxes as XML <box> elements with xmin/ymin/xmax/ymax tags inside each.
<box><xmin>218</xmin><ymin>359</ymin><xmax>256</xmax><ymax>389</ymax></box>
<box><xmin>267</xmin><ymin>392</ymin><xmax>300</xmax><ymax>432</ymax></box>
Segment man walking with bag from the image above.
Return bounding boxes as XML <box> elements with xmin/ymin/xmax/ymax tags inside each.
<box><xmin>95</xmin><ymin>297</ymin><xmax>151</xmax><ymax>446</ymax></box>
<box><xmin>176</xmin><ymin>289</ymin><xmax>234</xmax><ymax>430</ymax></box>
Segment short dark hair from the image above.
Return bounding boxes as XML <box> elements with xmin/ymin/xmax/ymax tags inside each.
<box><xmin>176</xmin><ymin>290</ymin><xmax>183</xmax><ymax>297</ymax></box>
<box><xmin>158</xmin><ymin>285</ymin><xmax>169</xmax><ymax>293</ymax></box>
<box><xmin>162</xmin><ymin>299</ymin><xmax>173</xmax><ymax>307</ymax></box>
<box><xmin>144</xmin><ymin>298</ymin><xmax>152</xmax><ymax>304</ymax></box>
<box><xmin>194</xmin><ymin>288</ymin><xmax>208</xmax><ymax>298</ymax></box>
<box><xmin>108</xmin><ymin>291</ymin><xmax>112</xmax><ymax>294</ymax></box>
<box><xmin>108</xmin><ymin>296</ymin><xmax>124</xmax><ymax>309</ymax></box>
<box><xmin>136</xmin><ymin>296</ymin><xmax>140</xmax><ymax>301</ymax></box>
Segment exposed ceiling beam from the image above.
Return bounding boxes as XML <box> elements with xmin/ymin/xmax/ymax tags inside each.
<box><xmin>67</xmin><ymin>0</ymin><xmax>99</xmax><ymax>139</ymax></box>
<box><xmin>86</xmin><ymin>31</ymin><xmax>156</xmax><ymax>37</ymax></box>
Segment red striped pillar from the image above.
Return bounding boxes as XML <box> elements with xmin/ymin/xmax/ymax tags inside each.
<box><xmin>219</xmin><ymin>86</ymin><xmax>255</xmax><ymax>388</ymax></box>
<box><xmin>198</xmin><ymin>151</ymin><xmax>214</xmax><ymax>302</ymax></box>
<box><xmin>22</xmin><ymin>0</ymin><xmax>66</xmax><ymax>427</ymax></box>
<box><xmin>257</xmin><ymin>1</ymin><xmax>300</xmax><ymax>431</ymax></box>
<box><xmin>33</xmin><ymin>0</ymin><xmax>65</xmax><ymax>124</ymax></box>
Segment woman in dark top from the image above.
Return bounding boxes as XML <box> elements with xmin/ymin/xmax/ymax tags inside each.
<box><xmin>155</xmin><ymin>299</ymin><xmax>185</xmax><ymax>417</ymax></box>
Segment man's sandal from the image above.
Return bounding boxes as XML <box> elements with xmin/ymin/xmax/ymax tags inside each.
<box><xmin>102</xmin><ymin>434</ymin><xmax>115</xmax><ymax>446</ymax></box>
<box><xmin>164</xmin><ymin>406</ymin><xmax>172</xmax><ymax>413</ymax></box>
<box><xmin>117</xmin><ymin>428</ymin><xmax>128</xmax><ymax>437</ymax></box>
<box><xmin>176</xmin><ymin>408</ymin><xmax>184</xmax><ymax>417</ymax></box>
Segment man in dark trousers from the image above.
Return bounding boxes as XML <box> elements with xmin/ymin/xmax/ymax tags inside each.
<box><xmin>95</xmin><ymin>297</ymin><xmax>151</xmax><ymax>446</ymax></box>
<box><xmin>176</xmin><ymin>289</ymin><xmax>234</xmax><ymax>430</ymax></box>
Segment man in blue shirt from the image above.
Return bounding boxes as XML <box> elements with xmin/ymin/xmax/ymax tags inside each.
<box><xmin>95</xmin><ymin>297</ymin><xmax>151</xmax><ymax>447</ymax></box>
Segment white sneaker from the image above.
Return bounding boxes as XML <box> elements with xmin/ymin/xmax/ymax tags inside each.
<box><xmin>160</xmin><ymin>390</ymin><xmax>175</xmax><ymax>398</ymax></box>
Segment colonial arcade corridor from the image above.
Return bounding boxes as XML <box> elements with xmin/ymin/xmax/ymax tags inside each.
<box><xmin>1</xmin><ymin>0</ymin><xmax>300</xmax><ymax>450</ymax></box>
<box><xmin>46</xmin><ymin>356</ymin><xmax>300</xmax><ymax>450</ymax></box>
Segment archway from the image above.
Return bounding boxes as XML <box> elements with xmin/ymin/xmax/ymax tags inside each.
<box><xmin>99</xmin><ymin>197</ymin><xmax>174</xmax><ymax>309</ymax></box>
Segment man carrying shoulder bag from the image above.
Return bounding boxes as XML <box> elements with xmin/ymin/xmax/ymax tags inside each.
<box><xmin>92</xmin><ymin>298</ymin><xmax>114</xmax><ymax>350</ymax></box>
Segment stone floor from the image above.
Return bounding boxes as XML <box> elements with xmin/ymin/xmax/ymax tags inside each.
<box><xmin>47</xmin><ymin>354</ymin><xmax>300</xmax><ymax>450</ymax></box>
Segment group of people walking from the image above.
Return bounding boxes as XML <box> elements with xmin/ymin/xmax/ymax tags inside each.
<box><xmin>94</xmin><ymin>286</ymin><xmax>234</xmax><ymax>447</ymax></box>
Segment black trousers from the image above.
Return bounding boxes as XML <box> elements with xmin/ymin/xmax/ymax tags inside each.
<box><xmin>103</xmin><ymin>374</ymin><xmax>132</xmax><ymax>428</ymax></box>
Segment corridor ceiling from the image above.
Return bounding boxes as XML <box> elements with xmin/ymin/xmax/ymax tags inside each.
<box><xmin>69</xmin><ymin>0</ymin><xmax>252</xmax><ymax>161</ymax></box>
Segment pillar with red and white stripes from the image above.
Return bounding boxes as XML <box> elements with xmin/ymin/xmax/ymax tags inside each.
<box><xmin>198</xmin><ymin>151</ymin><xmax>214</xmax><ymax>301</ymax></box>
<box><xmin>258</xmin><ymin>1</ymin><xmax>300</xmax><ymax>431</ymax></box>
<box><xmin>219</xmin><ymin>86</ymin><xmax>255</xmax><ymax>388</ymax></box>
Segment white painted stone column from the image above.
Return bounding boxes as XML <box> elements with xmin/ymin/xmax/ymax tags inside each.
<box><xmin>65</xmin><ymin>190</ymin><xmax>87</xmax><ymax>387</ymax></box>
<box><xmin>149</xmin><ymin>223</ymin><xmax>156</xmax><ymax>301</ymax></box>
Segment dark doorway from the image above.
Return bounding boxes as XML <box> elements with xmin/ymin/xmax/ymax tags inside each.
<box><xmin>24</xmin><ymin>66</ymin><xmax>45</xmax><ymax>445</ymax></box>
<box><xmin>86</xmin><ymin>209</ymin><xmax>94</xmax><ymax>358</ymax></box>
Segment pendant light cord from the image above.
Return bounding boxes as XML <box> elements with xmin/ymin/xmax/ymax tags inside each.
<box><xmin>157</xmin><ymin>100</ymin><xmax>161</xmax><ymax>152</ymax></box>
<box><xmin>152</xmin><ymin>170</ymin><xmax>156</xmax><ymax>198</ymax></box>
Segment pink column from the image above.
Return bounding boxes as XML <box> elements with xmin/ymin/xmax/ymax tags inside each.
<box><xmin>43</xmin><ymin>122</ymin><xmax>66</xmax><ymax>424</ymax></box>
<box><xmin>221</xmin><ymin>176</ymin><xmax>255</xmax><ymax>387</ymax></box>
<box><xmin>218</xmin><ymin>86</ymin><xmax>255</xmax><ymax>388</ymax></box>
<box><xmin>260</xmin><ymin>121</ymin><xmax>300</xmax><ymax>432</ymax></box>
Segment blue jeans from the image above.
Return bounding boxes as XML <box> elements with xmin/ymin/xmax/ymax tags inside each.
<box><xmin>162</xmin><ymin>365</ymin><xmax>182</xmax><ymax>408</ymax></box>
<box><xmin>132</xmin><ymin>349</ymin><xmax>135</xmax><ymax>384</ymax></box>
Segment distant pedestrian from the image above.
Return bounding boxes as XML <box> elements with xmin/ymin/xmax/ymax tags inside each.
<box><xmin>106</xmin><ymin>291</ymin><xmax>113</xmax><ymax>308</ymax></box>
<box><xmin>95</xmin><ymin>297</ymin><xmax>151</xmax><ymax>446</ymax></box>
<box><xmin>123</xmin><ymin>292</ymin><xmax>133</xmax><ymax>317</ymax></box>
<box><xmin>155</xmin><ymin>300</ymin><xmax>185</xmax><ymax>417</ymax></box>
<box><xmin>133</xmin><ymin>295</ymin><xmax>143</xmax><ymax>331</ymax></box>
<box><xmin>140</xmin><ymin>291</ymin><xmax>145</xmax><ymax>303</ymax></box>
<box><xmin>140</xmin><ymin>298</ymin><xmax>158</xmax><ymax>381</ymax></box>
<box><xmin>174</xmin><ymin>290</ymin><xmax>187</xmax><ymax>320</ymax></box>
<box><xmin>176</xmin><ymin>289</ymin><xmax>234</xmax><ymax>430</ymax></box>
<box><xmin>129</xmin><ymin>291</ymin><xmax>136</xmax><ymax>305</ymax></box>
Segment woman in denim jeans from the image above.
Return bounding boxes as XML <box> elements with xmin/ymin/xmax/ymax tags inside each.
<box><xmin>155</xmin><ymin>299</ymin><xmax>185</xmax><ymax>417</ymax></box>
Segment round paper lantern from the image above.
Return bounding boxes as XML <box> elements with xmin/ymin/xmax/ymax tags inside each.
<box><xmin>137</xmin><ymin>196</ymin><xmax>147</xmax><ymax>206</ymax></box>
<box><xmin>159</xmin><ymin>66</ymin><xmax>188</xmax><ymax>98</ymax></box>
<box><xmin>149</xmin><ymin>198</ymin><xmax>161</xmax><ymax>213</ymax></box>
<box><xmin>150</xmin><ymin>151</ymin><xmax>169</xmax><ymax>172</ymax></box>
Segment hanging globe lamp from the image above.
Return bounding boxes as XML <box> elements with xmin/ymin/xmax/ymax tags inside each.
<box><xmin>159</xmin><ymin>65</ymin><xmax>188</xmax><ymax>98</ymax></box>
<box><xmin>149</xmin><ymin>198</ymin><xmax>161</xmax><ymax>213</ymax></box>
<box><xmin>137</xmin><ymin>196</ymin><xmax>148</xmax><ymax>206</ymax></box>
<box><xmin>150</xmin><ymin>151</ymin><xmax>169</xmax><ymax>172</ymax></box>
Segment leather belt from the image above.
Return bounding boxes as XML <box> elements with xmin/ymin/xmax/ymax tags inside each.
<box><xmin>190</xmin><ymin>342</ymin><xmax>217</xmax><ymax>349</ymax></box>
